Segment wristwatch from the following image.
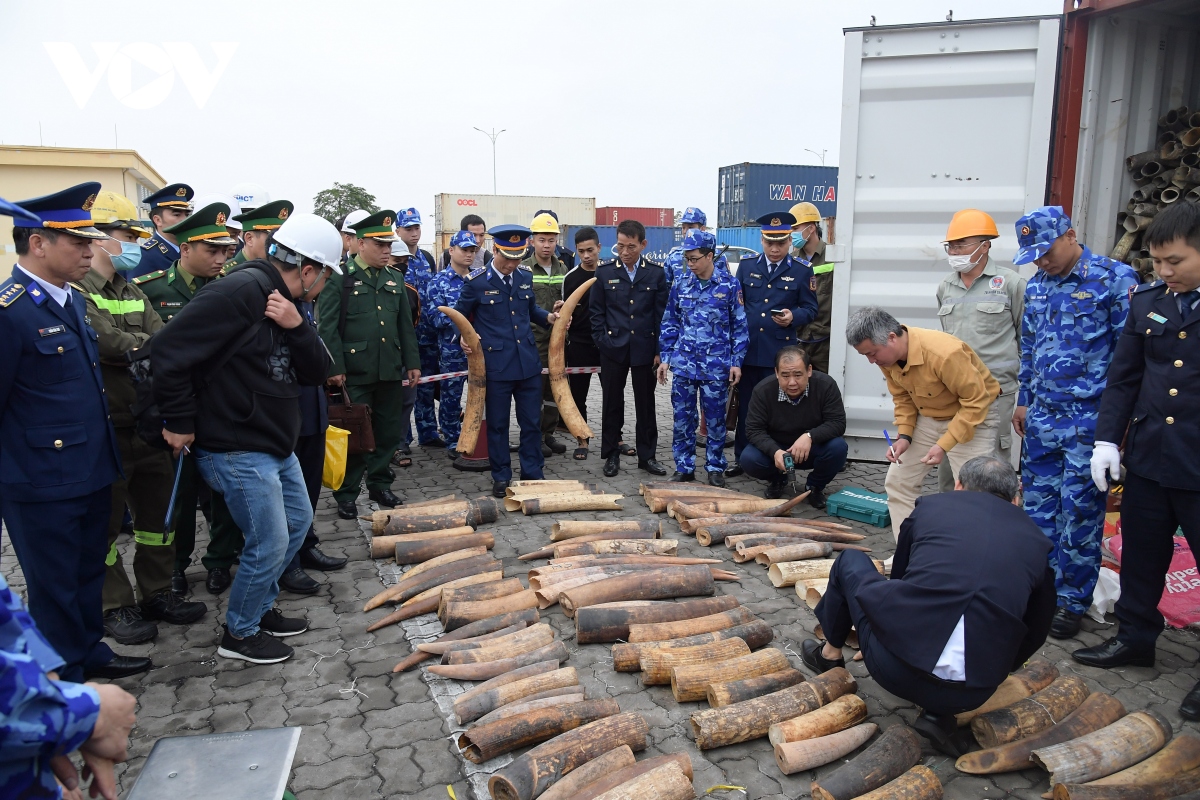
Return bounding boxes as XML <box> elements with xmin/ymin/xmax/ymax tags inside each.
<box><xmin>898</xmin><ymin>434</ymin><xmax>913</xmax><ymax>444</ymax></box>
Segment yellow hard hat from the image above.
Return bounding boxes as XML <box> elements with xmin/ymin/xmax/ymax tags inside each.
<box><xmin>945</xmin><ymin>209</ymin><xmax>999</xmax><ymax>242</ymax></box>
<box><xmin>789</xmin><ymin>202</ymin><xmax>821</xmax><ymax>225</ymax></box>
<box><xmin>91</xmin><ymin>191</ymin><xmax>150</xmax><ymax>238</ymax></box>
<box><xmin>529</xmin><ymin>213</ymin><xmax>560</xmax><ymax>234</ymax></box>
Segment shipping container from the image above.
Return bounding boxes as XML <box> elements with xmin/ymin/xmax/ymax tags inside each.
<box><xmin>829</xmin><ymin>3</ymin><xmax>1200</xmax><ymax>462</ymax></box>
<box><xmin>562</xmin><ymin>225</ymin><xmax>679</xmax><ymax>264</ymax></box>
<box><xmin>717</xmin><ymin>163</ymin><xmax>839</xmax><ymax>227</ymax></box>
<box><xmin>715</xmin><ymin>226</ymin><xmax>763</xmax><ymax>251</ymax></box>
<box><xmin>433</xmin><ymin>193</ymin><xmax>595</xmax><ymax>234</ymax></box>
<box><xmin>595</xmin><ymin>206</ymin><xmax>675</xmax><ymax>227</ymax></box>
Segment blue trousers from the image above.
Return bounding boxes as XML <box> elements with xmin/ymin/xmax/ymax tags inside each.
<box><xmin>485</xmin><ymin>373</ymin><xmax>545</xmax><ymax>483</ymax></box>
<box><xmin>439</xmin><ymin>352</ymin><xmax>468</xmax><ymax>450</ymax></box>
<box><xmin>671</xmin><ymin>377</ymin><xmax>729</xmax><ymax>474</ymax></box>
<box><xmin>195</xmin><ymin>450</ymin><xmax>311</xmax><ymax>637</ymax></box>
<box><xmin>734</xmin><ymin>364</ymin><xmax>774</xmax><ymax>460</ymax></box>
<box><xmin>2</xmin><ymin>488</ymin><xmax>114</xmax><ymax>681</ymax></box>
<box><xmin>412</xmin><ymin>346</ymin><xmax>441</xmax><ymax>444</ymax></box>
<box><xmin>740</xmin><ymin>438</ymin><xmax>848</xmax><ymax>492</ymax></box>
<box><xmin>1022</xmin><ymin>401</ymin><xmax>1105</xmax><ymax>615</ymax></box>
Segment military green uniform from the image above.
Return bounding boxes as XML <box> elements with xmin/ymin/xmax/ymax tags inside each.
<box><xmin>135</xmin><ymin>263</ymin><xmax>211</xmax><ymax>324</ymax></box>
<box><xmin>523</xmin><ymin>253</ymin><xmax>568</xmax><ymax>437</ymax></box>
<box><xmin>221</xmin><ymin>248</ymin><xmax>247</xmax><ymax>276</ymax></box>
<box><xmin>317</xmin><ymin>252</ymin><xmax>421</xmax><ymax>503</ymax></box>
<box><xmin>76</xmin><ymin>269</ymin><xmax>177</xmax><ymax>611</ymax></box>
<box><xmin>795</xmin><ymin>240</ymin><xmax>832</xmax><ymax>373</ymax></box>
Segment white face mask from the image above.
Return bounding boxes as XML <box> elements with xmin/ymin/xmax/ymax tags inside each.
<box><xmin>947</xmin><ymin>243</ymin><xmax>984</xmax><ymax>273</ymax></box>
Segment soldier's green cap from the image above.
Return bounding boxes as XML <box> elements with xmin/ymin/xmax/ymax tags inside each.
<box><xmin>165</xmin><ymin>202</ymin><xmax>237</xmax><ymax>245</ymax></box>
<box><xmin>350</xmin><ymin>209</ymin><xmax>398</xmax><ymax>242</ymax></box>
<box><xmin>232</xmin><ymin>199</ymin><xmax>295</xmax><ymax>232</ymax></box>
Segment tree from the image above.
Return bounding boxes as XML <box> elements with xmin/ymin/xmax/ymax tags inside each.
<box><xmin>313</xmin><ymin>182</ymin><xmax>379</xmax><ymax>225</ymax></box>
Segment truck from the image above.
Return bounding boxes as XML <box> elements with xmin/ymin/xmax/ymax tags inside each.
<box><xmin>829</xmin><ymin>1</ymin><xmax>1199</xmax><ymax>461</ymax></box>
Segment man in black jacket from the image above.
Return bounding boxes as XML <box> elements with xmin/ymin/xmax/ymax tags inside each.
<box><xmin>743</xmin><ymin>346</ymin><xmax>847</xmax><ymax>505</ymax></box>
<box><xmin>589</xmin><ymin>219</ymin><xmax>669</xmax><ymax>477</ymax></box>
<box><xmin>153</xmin><ymin>213</ymin><xmax>337</xmax><ymax>665</ymax></box>
<box><xmin>801</xmin><ymin>456</ymin><xmax>1055</xmax><ymax>755</ymax></box>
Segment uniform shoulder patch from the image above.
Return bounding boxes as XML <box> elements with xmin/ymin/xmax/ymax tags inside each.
<box><xmin>644</xmin><ymin>258</ymin><xmax>663</xmax><ymax>268</ymax></box>
<box><xmin>517</xmin><ymin>264</ymin><xmax>532</xmax><ymax>272</ymax></box>
<box><xmin>0</xmin><ymin>282</ymin><xmax>25</xmax><ymax>308</ymax></box>
<box><xmin>467</xmin><ymin>267</ymin><xmax>487</xmax><ymax>280</ymax></box>
<box><xmin>68</xmin><ymin>282</ymin><xmax>87</xmax><ymax>293</ymax></box>
<box><xmin>1134</xmin><ymin>280</ymin><xmax>1164</xmax><ymax>294</ymax></box>
<box><xmin>140</xmin><ymin>237</ymin><xmax>158</xmax><ymax>250</ymax></box>
<box><xmin>132</xmin><ymin>270</ymin><xmax>166</xmax><ymax>285</ymax></box>
<box><xmin>599</xmin><ymin>259</ymin><xmax>617</xmax><ymax>268</ymax></box>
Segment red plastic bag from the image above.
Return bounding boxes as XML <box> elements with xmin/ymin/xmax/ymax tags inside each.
<box><xmin>1107</xmin><ymin>534</ymin><xmax>1200</xmax><ymax>629</ymax></box>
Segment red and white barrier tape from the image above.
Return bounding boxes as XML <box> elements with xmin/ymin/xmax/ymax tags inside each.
<box><xmin>403</xmin><ymin>366</ymin><xmax>602</xmax><ymax>385</ymax></box>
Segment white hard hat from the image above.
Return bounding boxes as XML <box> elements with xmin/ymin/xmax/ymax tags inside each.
<box><xmin>231</xmin><ymin>182</ymin><xmax>270</xmax><ymax>212</ymax></box>
<box><xmin>390</xmin><ymin>241</ymin><xmax>413</xmax><ymax>258</ymax></box>
<box><xmin>192</xmin><ymin>192</ymin><xmax>244</xmax><ymax>231</ymax></box>
<box><xmin>271</xmin><ymin>213</ymin><xmax>344</xmax><ymax>274</ymax></box>
<box><xmin>341</xmin><ymin>209</ymin><xmax>369</xmax><ymax>233</ymax></box>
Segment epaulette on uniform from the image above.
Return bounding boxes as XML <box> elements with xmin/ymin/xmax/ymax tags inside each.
<box><xmin>140</xmin><ymin>237</ymin><xmax>158</xmax><ymax>251</ymax></box>
<box><xmin>68</xmin><ymin>282</ymin><xmax>86</xmax><ymax>293</ymax></box>
<box><xmin>0</xmin><ymin>281</ymin><xmax>25</xmax><ymax>308</ymax></box>
<box><xmin>467</xmin><ymin>266</ymin><xmax>487</xmax><ymax>281</ymax></box>
<box><xmin>599</xmin><ymin>259</ymin><xmax>617</xmax><ymax>268</ymax></box>
<box><xmin>1134</xmin><ymin>280</ymin><xmax>1165</xmax><ymax>295</ymax></box>
<box><xmin>644</xmin><ymin>258</ymin><xmax>663</xmax><ymax>268</ymax></box>
<box><xmin>517</xmin><ymin>264</ymin><xmax>532</xmax><ymax>272</ymax></box>
<box><xmin>132</xmin><ymin>270</ymin><xmax>165</xmax><ymax>285</ymax></box>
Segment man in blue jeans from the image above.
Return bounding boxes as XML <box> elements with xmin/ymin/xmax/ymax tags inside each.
<box><xmin>153</xmin><ymin>213</ymin><xmax>339</xmax><ymax>664</ymax></box>
<box><xmin>740</xmin><ymin>345</ymin><xmax>848</xmax><ymax>507</ymax></box>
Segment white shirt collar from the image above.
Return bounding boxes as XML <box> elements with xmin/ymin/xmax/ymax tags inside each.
<box><xmin>16</xmin><ymin>264</ymin><xmax>71</xmax><ymax>307</ymax></box>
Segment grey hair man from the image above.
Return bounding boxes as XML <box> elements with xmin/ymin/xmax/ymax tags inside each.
<box><xmin>955</xmin><ymin>455</ymin><xmax>1021</xmax><ymax>502</ymax></box>
<box><xmin>846</xmin><ymin>306</ymin><xmax>1001</xmax><ymax>539</ymax></box>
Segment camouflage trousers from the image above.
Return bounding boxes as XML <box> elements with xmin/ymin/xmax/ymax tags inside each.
<box><xmin>411</xmin><ymin>345</ymin><xmax>441</xmax><ymax>445</ymax></box>
<box><xmin>1022</xmin><ymin>400</ymin><xmax>1105</xmax><ymax>616</ymax></box>
<box><xmin>438</xmin><ymin>350</ymin><xmax>467</xmax><ymax>451</ymax></box>
<box><xmin>671</xmin><ymin>376</ymin><xmax>729</xmax><ymax>475</ymax></box>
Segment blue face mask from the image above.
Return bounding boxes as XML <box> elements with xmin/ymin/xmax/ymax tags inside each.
<box><xmin>110</xmin><ymin>240</ymin><xmax>143</xmax><ymax>272</ymax></box>
<box><xmin>791</xmin><ymin>230</ymin><xmax>808</xmax><ymax>249</ymax></box>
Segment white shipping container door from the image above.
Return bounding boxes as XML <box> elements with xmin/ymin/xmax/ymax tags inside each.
<box><xmin>830</xmin><ymin>15</ymin><xmax>1061</xmax><ymax>461</ymax></box>
<box><xmin>434</xmin><ymin>194</ymin><xmax>595</xmax><ymax>232</ymax></box>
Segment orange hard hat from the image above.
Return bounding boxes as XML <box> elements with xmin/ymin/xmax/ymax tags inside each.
<box><xmin>945</xmin><ymin>209</ymin><xmax>999</xmax><ymax>241</ymax></box>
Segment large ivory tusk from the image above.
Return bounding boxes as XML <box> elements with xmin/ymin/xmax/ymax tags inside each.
<box><xmin>548</xmin><ymin>277</ymin><xmax>595</xmax><ymax>441</ymax></box>
<box><xmin>438</xmin><ymin>305</ymin><xmax>486</xmax><ymax>456</ymax></box>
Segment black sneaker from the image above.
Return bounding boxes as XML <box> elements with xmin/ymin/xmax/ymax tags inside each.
<box><xmin>807</xmin><ymin>486</ymin><xmax>827</xmax><ymax>509</ymax></box>
<box><xmin>217</xmin><ymin>627</ymin><xmax>294</xmax><ymax>664</ymax></box>
<box><xmin>141</xmin><ymin>590</ymin><xmax>207</xmax><ymax>625</ymax></box>
<box><xmin>103</xmin><ymin>606</ymin><xmax>158</xmax><ymax>645</ymax></box>
<box><xmin>259</xmin><ymin>608</ymin><xmax>309</xmax><ymax>637</ymax></box>
<box><xmin>765</xmin><ymin>478</ymin><xmax>787</xmax><ymax>500</ymax></box>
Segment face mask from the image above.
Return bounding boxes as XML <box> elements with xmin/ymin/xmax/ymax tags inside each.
<box><xmin>791</xmin><ymin>230</ymin><xmax>808</xmax><ymax>249</ymax></box>
<box><xmin>947</xmin><ymin>243</ymin><xmax>983</xmax><ymax>273</ymax></box>
<box><xmin>110</xmin><ymin>240</ymin><xmax>143</xmax><ymax>272</ymax></box>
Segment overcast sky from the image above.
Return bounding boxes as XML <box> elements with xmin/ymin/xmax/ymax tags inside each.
<box><xmin>0</xmin><ymin>0</ymin><xmax>1061</xmax><ymax>236</ymax></box>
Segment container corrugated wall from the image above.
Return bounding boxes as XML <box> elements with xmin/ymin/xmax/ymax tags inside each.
<box><xmin>717</xmin><ymin>163</ymin><xmax>839</xmax><ymax>227</ymax></box>
<box><xmin>715</xmin><ymin>227</ymin><xmax>763</xmax><ymax>250</ymax></box>
<box><xmin>434</xmin><ymin>194</ymin><xmax>595</xmax><ymax>234</ymax></box>
<box><xmin>595</xmin><ymin>206</ymin><xmax>674</xmax><ymax>227</ymax></box>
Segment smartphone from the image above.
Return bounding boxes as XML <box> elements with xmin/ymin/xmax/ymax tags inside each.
<box><xmin>770</xmin><ymin>309</ymin><xmax>787</xmax><ymax>316</ymax></box>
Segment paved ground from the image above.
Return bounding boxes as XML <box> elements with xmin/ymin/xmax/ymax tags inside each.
<box><xmin>3</xmin><ymin>378</ymin><xmax>1198</xmax><ymax>799</ymax></box>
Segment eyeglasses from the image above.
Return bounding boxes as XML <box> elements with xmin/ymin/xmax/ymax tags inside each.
<box><xmin>944</xmin><ymin>240</ymin><xmax>987</xmax><ymax>254</ymax></box>
<box><xmin>684</xmin><ymin>255</ymin><xmax>708</xmax><ymax>265</ymax></box>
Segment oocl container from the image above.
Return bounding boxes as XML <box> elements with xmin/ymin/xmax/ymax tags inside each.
<box><xmin>433</xmin><ymin>194</ymin><xmax>595</xmax><ymax>233</ymax></box>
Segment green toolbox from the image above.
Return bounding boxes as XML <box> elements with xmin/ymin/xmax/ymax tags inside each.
<box><xmin>825</xmin><ymin>486</ymin><xmax>890</xmax><ymax>528</ymax></box>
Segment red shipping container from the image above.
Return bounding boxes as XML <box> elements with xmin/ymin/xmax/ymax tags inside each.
<box><xmin>595</xmin><ymin>206</ymin><xmax>674</xmax><ymax>228</ymax></box>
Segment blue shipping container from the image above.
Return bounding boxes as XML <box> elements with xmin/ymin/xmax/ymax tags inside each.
<box><xmin>715</xmin><ymin>226</ymin><xmax>763</xmax><ymax>251</ymax></box>
<box><xmin>717</xmin><ymin>163</ymin><xmax>838</xmax><ymax>228</ymax></box>
<box><xmin>561</xmin><ymin>225</ymin><xmax>679</xmax><ymax>264</ymax></box>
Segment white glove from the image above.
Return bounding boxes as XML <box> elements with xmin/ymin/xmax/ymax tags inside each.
<box><xmin>1090</xmin><ymin>441</ymin><xmax>1122</xmax><ymax>492</ymax></box>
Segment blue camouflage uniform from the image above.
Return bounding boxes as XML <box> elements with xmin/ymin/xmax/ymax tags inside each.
<box><xmin>1015</xmin><ymin>207</ymin><xmax>1138</xmax><ymax>616</ymax></box>
<box><xmin>425</xmin><ymin>231</ymin><xmax>474</xmax><ymax>450</ymax></box>
<box><xmin>454</xmin><ymin>226</ymin><xmax>551</xmax><ymax>483</ymax></box>
<box><xmin>661</xmin><ymin>230</ymin><xmax>749</xmax><ymax>474</ymax></box>
<box><xmin>399</xmin><ymin>209</ymin><xmax>442</xmax><ymax>445</ymax></box>
<box><xmin>662</xmin><ymin>207</ymin><xmax>729</xmax><ymax>285</ymax></box>
<box><xmin>128</xmin><ymin>183</ymin><xmax>193</xmax><ymax>279</ymax></box>
<box><xmin>0</xmin><ymin>574</ymin><xmax>102</xmax><ymax>800</ymax></box>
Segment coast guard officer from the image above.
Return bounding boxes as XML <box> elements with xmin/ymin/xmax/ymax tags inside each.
<box><xmin>455</xmin><ymin>225</ymin><xmax>564</xmax><ymax>497</ymax></box>
<box><xmin>1072</xmin><ymin>202</ymin><xmax>1200</xmax><ymax>721</ymax></box>
<box><xmin>0</xmin><ymin>184</ymin><xmax>151</xmax><ymax>681</ymax></box>
<box><xmin>727</xmin><ymin>211</ymin><xmax>819</xmax><ymax>475</ymax></box>
<box><xmin>130</xmin><ymin>183</ymin><xmax>193</xmax><ymax>279</ymax></box>
<box><xmin>662</xmin><ymin>207</ymin><xmax>728</xmax><ymax>285</ymax></box>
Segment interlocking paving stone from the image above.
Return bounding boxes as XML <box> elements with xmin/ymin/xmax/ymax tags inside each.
<box><xmin>3</xmin><ymin>377</ymin><xmax>1197</xmax><ymax>798</ymax></box>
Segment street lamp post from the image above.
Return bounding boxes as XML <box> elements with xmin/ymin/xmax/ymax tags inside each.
<box><xmin>474</xmin><ymin>127</ymin><xmax>507</xmax><ymax>194</ymax></box>
<box><xmin>804</xmin><ymin>148</ymin><xmax>828</xmax><ymax>167</ymax></box>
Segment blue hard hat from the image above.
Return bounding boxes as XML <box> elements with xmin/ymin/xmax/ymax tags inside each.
<box><xmin>398</xmin><ymin>207</ymin><xmax>422</xmax><ymax>228</ymax></box>
<box><xmin>450</xmin><ymin>230</ymin><xmax>478</xmax><ymax>249</ymax></box>
<box><xmin>1013</xmin><ymin>206</ymin><xmax>1071</xmax><ymax>265</ymax></box>
<box><xmin>682</xmin><ymin>229</ymin><xmax>716</xmax><ymax>251</ymax></box>
<box><xmin>680</xmin><ymin>207</ymin><xmax>707</xmax><ymax>225</ymax></box>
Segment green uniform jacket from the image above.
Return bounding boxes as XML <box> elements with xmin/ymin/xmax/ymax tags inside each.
<box><xmin>796</xmin><ymin>240</ymin><xmax>832</xmax><ymax>344</ymax></box>
<box><xmin>75</xmin><ymin>269</ymin><xmax>162</xmax><ymax>429</ymax></box>
<box><xmin>522</xmin><ymin>253</ymin><xmax>567</xmax><ymax>352</ymax></box>
<box><xmin>220</xmin><ymin>248</ymin><xmax>248</xmax><ymax>276</ymax></box>
<box><xmin>132</xmin><ymin>262</ymin><xmax>209</xmax><ymax>323</ymax></box>
<box><xmin>316</xmin><ymin>254</ymin><xmax>420</xmax><ymax>386</ymax></box>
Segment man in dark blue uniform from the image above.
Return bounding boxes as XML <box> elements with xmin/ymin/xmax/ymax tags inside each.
<box><xmin>455</xmin><ymin>225</ymin><xmax>564</xmax><ymax>497</ymax></box>
<box><xmin>0</xmin><ymin>184</ymin><xmax>150</xmax><ymax>681</ymax></box>
<box><xmin>590</xmin><ymin>219</ymin><xmax>670</xmax><ymax>478</ymax></box>
<box><xmin>727</xmin><ymin>212</ymin><xmax>819</xmax><ymax>476</ymax></box>
<box><xmin>1073</xmin><ymin>202</ymin><xmax>1200</xmax><ymax>720</ymax></box>
<box><xmin>129</xmin><ymin>183</ymin><xmax>192</xmax><ymax>279</ymax></box>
